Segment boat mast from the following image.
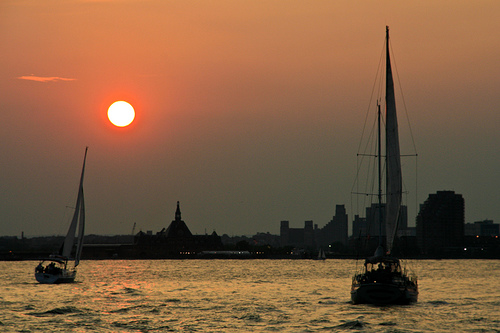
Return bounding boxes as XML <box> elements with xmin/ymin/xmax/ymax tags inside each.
<box><xmin>380</xmin><ymin>26</ymin><xmax>389</xmax><ymax>252</ymax></box>
<box><xmin>375</xmin><ymin>27</ymin><xmax>390</xmax><ymax>255</ymax></box>
<box><xmin>377</xmin><ymin>102</ymin><xmax>383</xmax><ymax>249</ymax></box>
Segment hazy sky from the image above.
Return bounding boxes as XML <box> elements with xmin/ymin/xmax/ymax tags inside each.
<box><xmin>1</xmin><ymin>1</ymin><xmax>499</xmax><ymax>237</ymax></box>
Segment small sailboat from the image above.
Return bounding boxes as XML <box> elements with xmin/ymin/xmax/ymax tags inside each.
<box><xmin>350</xmin><ymin>27</ymin><xmax>418</xmax><ymax>305</ymax></box>
<box><xmin>316</xmin><ymin>248</ymin><xmax>326</xmax><ymax>260</ymax></box>
<box><xmin>35</xmin><ymin>147</ymin><xmax>88</xmax><ymax>284</ymax></box>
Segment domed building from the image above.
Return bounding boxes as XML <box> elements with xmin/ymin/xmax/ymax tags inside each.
<box><xmin>134</xmin><ymin>201</ymin><xmax>223</xmax><ymax>258</ymax></box>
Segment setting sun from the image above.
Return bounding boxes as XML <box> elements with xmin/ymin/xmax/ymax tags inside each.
<box><xmin>107</xmin><ymin>101</ymin><xmax>135</xmax><ymax>127</ymax></box>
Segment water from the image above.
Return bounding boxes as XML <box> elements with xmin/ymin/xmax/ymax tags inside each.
<box><xmin>0</xmin><ymin>259</ymin><xmax>499</xmax><ymax>332</ymax></box>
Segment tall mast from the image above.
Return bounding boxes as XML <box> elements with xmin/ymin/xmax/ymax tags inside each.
<box><xmin>375</xmin><ymin>26</ymin><xmax>392</xmax><ymax>255</ymax></box>
<box><xmin>377</xmin><ymin>102</ymin><xmax>383</xmax><ymax>248</ymax></box>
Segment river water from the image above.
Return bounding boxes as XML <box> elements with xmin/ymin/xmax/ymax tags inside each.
<box><xmin>0</xmin><ymin>259</ymin><xmax>498</xmax><ymax>332</ymax></box>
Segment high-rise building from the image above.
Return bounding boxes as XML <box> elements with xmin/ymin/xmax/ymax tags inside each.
<box><xmin>351</xmin><ymin>204</ymin><xmax>407</xmax><ymax>239</ymax></box>
<box><xmin>280</xmin><ymin>220</ymin><xmax>315</xmax><ymax>248</ymax></box>
<box><xmin>280</xmin><ymin>205</ymin><xmax>348</xmax><ymax>249</ymax></box>
<box><xmin>315</xmin><ymin>205</ymin><xmax>348</xmax><ymax>246</ymax></box>
<box><xmin>416</xmin><ymin>191</ymin><xmax>465</xmax><ymax>255</ymax></box>
<box><xmin>352</xmin><ymin>214</ymin><xmax>367</xmax><ymax>239</ymax></box>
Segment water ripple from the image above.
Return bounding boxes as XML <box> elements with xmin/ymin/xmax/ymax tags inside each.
<box><xmin>0</xmin><ymin>260</ymin><xmax>497</xmax><ymax>332</ymax></box>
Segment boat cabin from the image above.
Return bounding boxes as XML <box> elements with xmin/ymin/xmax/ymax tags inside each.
<box><xmin>36</xmin><ymin>256</ymin><xmax>69</xmax><ymax>274</ymax></box>
<box><xmin>364</xmin><ymin>257</ymin><xmax>402</xmax><ymax>274</ymax></box>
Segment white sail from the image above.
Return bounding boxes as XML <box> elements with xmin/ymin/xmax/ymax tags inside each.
<box><xmin>61</xmin><ymin>147</ymin><xmax>87</xmax><ymax>263</ymax></box>
<box><xmin>75</xmin><ymin>187</ymin><xmax>85</xmax><ymax>267</ymax></box>
<box><xmin>384</xmin><ymin>27</ymin><xmax>402</xmax><ymax>253</ymax></box>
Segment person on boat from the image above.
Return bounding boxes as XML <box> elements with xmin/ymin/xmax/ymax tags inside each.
<box><xmin>35</xmin><ymin>263</ymin><xmax>44</xmax><ymax>273</ymax></box>
<box><xmin>46</xmin><ymin>262</ymin><xmax>56</xmax><ymax>274</ymax></box>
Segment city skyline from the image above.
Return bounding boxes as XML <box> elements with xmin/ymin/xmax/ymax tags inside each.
<box><xmin>1</xmin><ymin>1</ymin><xmax>499</xmax><ymax>237</ymax></box>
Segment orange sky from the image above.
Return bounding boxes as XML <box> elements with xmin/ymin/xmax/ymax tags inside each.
<box><xmin>1</xmin><ymin>0</ymin><xmax>499</xmax><ymax>236</ymax></box>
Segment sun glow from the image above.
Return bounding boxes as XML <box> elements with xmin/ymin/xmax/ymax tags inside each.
<box><xmin>107</xmin><ymin>101</ymin><xmax>135</xmax><ymax>127</ymax></box>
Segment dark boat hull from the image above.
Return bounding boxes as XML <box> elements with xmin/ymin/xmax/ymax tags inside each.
<box><xmin>35</xmin><ymin>270</ymin><xmax>76</xmax><ymax>284</ymax></box>
<box><xmin>351</xmin><ymin>282</ymin><xmax>418</xmax><ymax>305</ymax></box>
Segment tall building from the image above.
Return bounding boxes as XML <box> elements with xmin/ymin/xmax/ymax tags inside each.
<box><xmin>315</xmin><ymin>205</ymin><xmax>348</xmax><ymax>246</ymax></box>
<box><xmin>352</xmin><ymin>214</ymin><xmax>367</xmax><ymax>239</ymax></box>
<box><xmin>351</xmin><ymin>204</ymin><xmax>407</xmax><ymax>239</ymax></box>
<box><xmin>280</xmin><ymin>220</ymin><xmax>315</xmax><ymax>248</ymax></box>
<box><xmin>134</xmin><ymin>201</ymin><xmax>223</xmax><ymax>257</ymax></box>
<box><xmin>416</xmin><ymin>191</ymin><xmax>465</xmax><ymax>255</ymax></box>
<box><xmin>280</xmin><ymin>205</ymin><xmax>349</xmax><ymax>249</ymax></box>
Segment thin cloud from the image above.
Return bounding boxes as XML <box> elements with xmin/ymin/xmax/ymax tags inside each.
<box><xmin>18</xmin><ymin>75</ymin><xmax>77</xmax><ymax>83</ymax></box>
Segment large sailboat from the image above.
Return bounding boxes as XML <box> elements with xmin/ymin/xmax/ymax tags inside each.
<box><xmin>350</xmin><ymin>27</ymin><xmax>418</xmax><ymax>305</ymax></box>
<box><xmin>35</xmin><ymin>147</ymin><xmax>88</xmax><ymax>284</ymax></box>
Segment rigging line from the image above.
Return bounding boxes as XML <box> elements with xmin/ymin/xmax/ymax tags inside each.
<box><xmin>357</xmin><ymin>42</ymin><xmax>386</xmax><ymax>155</ymax></box>
<box><xmin>359</xmin><ymin>153</ymin><xmax>416</xmax><ymax>158</ymax></box>
<box><xmin>355</xmin><ymin>135</ymin><xmax>376</xmax><ymax>213</ymax></box>
<box><xmin>355</xmin><ymin>158</ymin><xmax>359</xmax><ymax>215</ymax></box>
<box><xmin>351</xmin><ymin>156</ymin><xmax>374</xmax><ymax>218</ymax></box>
<box><xmin>353</xmin><ymin>192</ymin><xmax>408</xmax><ymax>197</ymax></box>
<box><xmin>352</xmin><ymin>192</ymin><xmax>384</xmax><ymax>197</ymax></box>
<box><xmin>415</xmin><ymin>155</ymin><xmax>419</xmax><ymax>224</ymax></box>
<box><xmin>353</xmin><ymin>40</ymin><xmax>386</xmax><ymax>219</ymax></box>
<box><xmin>351</xmin><ymin>117</ymin><xmax>376</xmax><ymax>192</ymax></box>
<box><xmin>351</xmin><ymin>116</ymin><xmax>378</xmax><ymax>215</ymax></box>
<box><xmin>350</xmin><ymin>190</ymin><xmax>355</xmax><ymax>233</ymax></box>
